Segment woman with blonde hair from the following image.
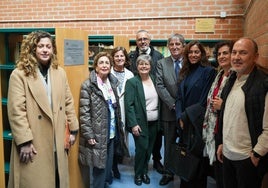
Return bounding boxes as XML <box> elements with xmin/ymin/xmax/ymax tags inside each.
<box><xmin>7</xmin><ymin>30</ymin><xmax>78</xmax><ymax>188</ymax></box>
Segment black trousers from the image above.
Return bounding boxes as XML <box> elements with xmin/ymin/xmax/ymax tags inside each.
<box><xmin>55</xmin><ymin>152</ymin><xmax>60</xmax><ymax>188</ymax></box>
<box><xmin>152</xmin><ymin>128</ymin><xmax>162</xmax><ymax>161</ymax></box>
<box><xmin>223</xmin><ymin>156</ymin><xmax>261</xmax><ymax>188</ymax></box>
<box><xmin>56</xmin><ymin>169</ymin><xmax>59</xmax><ymax>188</ymax></box>
<box><xmin>180</xmin><ymin>157</ymin><xmax>210</xmax><ymax>188</ymax></box>
<box><xmin>213</xmin><ymin>160</ymin><xmax>224</xmax><ymax>188</ymax></box>
<box><xmin>162</xmin><ymin>120</ymin><xmax>177</xmax><ymax>175</ymax></box>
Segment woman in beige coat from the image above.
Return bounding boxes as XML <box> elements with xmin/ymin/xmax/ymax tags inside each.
<box><xmin>7</xmin><ymin>30</ymin><xmax>79</xmax><ymax>188</ymax></box>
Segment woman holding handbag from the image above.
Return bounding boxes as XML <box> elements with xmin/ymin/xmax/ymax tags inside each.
<box><xmin>175</xmin><ymin>40</ymin><xmax>216</xmax><ymax>188</ymax></box>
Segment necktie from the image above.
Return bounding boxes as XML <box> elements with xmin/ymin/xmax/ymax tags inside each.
<box><xmin>175</xmin><ymin>60</ymin><xmax>180</xmax><ymax>78</ymax></box>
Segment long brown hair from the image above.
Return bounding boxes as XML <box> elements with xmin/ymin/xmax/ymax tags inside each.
<box><xmin>178</xmin><ymin>40</ymin><xmax>210</xmax><ymax>83</ymax></box>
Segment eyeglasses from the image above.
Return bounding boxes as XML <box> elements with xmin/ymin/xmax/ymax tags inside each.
<box><xmin>137</xmin><ymin>37</ymin><xmax>149</xmax><ymax>42</ymax></box>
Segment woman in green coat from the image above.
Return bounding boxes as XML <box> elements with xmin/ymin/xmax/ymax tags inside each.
<box><xmin>125</xmin><ymin>54</ymin><xmax>159</xmax><ymax>186</ymax></box>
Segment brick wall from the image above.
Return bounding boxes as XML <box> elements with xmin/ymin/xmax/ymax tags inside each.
<box><xmin>0</xmin><ymin>0</ymin><xmax>244</xmax><ymax>40</ymax></box>
<box><xmin>244</xmin><ymin>0</ymin><xmax>268</xmax><ymax>69</ymax></box>
<box><xmin>1</xmin><ymin>0</ymin><xmax>266</xmax><ymax>68</ymax></box>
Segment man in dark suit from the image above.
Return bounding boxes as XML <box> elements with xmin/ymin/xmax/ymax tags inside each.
<box><xmin>155</xmin><ymin>33</ymin><xmax>186</xmax><ymax>185</ymax></box>
<box><xmin>128</xmin><ymin>30</ymin><xmax>164</xmax><ymax>75</ymax></box>
<box><xmin>128</xmin><ymin>30</ymin><xmax>164</xmax><ymax>174</ymax></box>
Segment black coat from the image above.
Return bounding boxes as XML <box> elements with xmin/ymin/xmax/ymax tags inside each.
<box><xmin>128</xmin><ymin>46</ymin><xmax>164</xmax><ymax>76</ymax></box>
<box><xmin>181</xmin><ymin>103</ymin><xmax>205</xmax><ymax>158</ymax></box>
<box><xmin>218</xmin><ymin>67</ymin><xmax>268</xmax><ymax>177</ymax></box>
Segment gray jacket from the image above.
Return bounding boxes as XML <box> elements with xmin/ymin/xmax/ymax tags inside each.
<box><xmin>155</xmin><ymin>56</ymin><xmax>178</xmax><ymax>121</ymax></box>
<box><xmin>78</xmin><ymin>70</ymin><xmax>121</xmax><ymax>168</ymax></box>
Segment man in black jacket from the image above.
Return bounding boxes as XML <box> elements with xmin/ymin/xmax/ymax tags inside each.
<box><xmin>128</xmin><ymin>30</ymin><xmax>164</xmax><ymax>76</ymax></box>
<box><xmin>128</xmin><ymin>30</ymin><xmax>164</xmax><ymax>174</ymax></box>
<box><xmin>217</xmin><ymin>37</ymin><xmax>268</xmax><ymax>188</ymax></box>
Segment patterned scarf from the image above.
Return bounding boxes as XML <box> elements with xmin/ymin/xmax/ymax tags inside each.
<box><xmin>202</xmin><ymin>69</ymin><xmax>231</xmax><ymax>164</ymax></box>
<box><xmin>97</xmin><ymin>75</ymin><xmax>116</xmax><ymax>139</ymax></box>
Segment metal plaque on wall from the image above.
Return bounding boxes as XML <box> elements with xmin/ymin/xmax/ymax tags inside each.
<box><xmin>64</xmin><ymin>39</ymin><xmax>84</xmax><ymax>66</ymax></box>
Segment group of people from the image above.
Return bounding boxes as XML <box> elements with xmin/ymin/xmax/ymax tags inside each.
<box><xmin>6</xmin><ymin>29</ymin><xmax>268</xmax><ymax>188</ymax></box>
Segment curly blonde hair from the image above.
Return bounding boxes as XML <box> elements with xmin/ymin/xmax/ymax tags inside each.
<box><xmin>16</xmin><ymin>30</ymin><xmax>58</xmax><ymax>78</ymax></box>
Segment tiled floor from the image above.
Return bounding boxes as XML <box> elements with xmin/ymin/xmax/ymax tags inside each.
<box><xmin>108</xmin><ymin>135</ymin><xmax>217</xmax><ymax>188</ymax></box>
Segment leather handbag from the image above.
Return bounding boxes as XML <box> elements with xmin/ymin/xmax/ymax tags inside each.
<box><xmin>115</xmin><ymin>122</ymin><xmax>130</xmax><ymax>157</ymax></box>
<box><xmin>167</xmin><ymin>142</ymin><xmax>200</xmax><ymax>182</ymax></box>
<box><xmin>64</xmin><ymin>121</ymin><xmax>71</xmax><ymax>153</ymax></box>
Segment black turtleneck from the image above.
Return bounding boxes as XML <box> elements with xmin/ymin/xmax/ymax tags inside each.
<box><xmin>39</xmin><ymin>63</ymin><xmax>50</xmax><ymax>82</ymax></box>
<box><xmin>189</xmin><ymin>62</ymin><xmax>199</xmax><ymax>71</ymax></box>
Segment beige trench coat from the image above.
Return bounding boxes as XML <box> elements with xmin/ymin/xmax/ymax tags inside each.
<box><xmin>7</xmin><ymin>66</ymin><xmax>78</xmax><ymax>188</ymax></box>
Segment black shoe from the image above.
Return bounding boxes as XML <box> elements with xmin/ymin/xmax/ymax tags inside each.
<box><xmin>113</xmin><ymin>168</ymin><xmax>121</xmax><ymax>179</ymax></box>
<box><xmin>153</xmin><ymin>160</ymin><xmax>164</xmax><ymax>174</ymax></box>
<box><xmin>134</xmin><ymin>176</ymin><xmax>142</xmax><ymax>186</ymax></box>
<box><xmin>113</xmin><ymin>172</ymin><xmax>120</xmax><ymax>179</ymax></box>
<box><xmin>142</xmin><ymin>174</ymin><xmax>150</xmax><ymax>184</ymax></box>
<box><xmin>159</xmin><ymin>175</ymin><xmax>174</xmax><ymax>186</ymax></box>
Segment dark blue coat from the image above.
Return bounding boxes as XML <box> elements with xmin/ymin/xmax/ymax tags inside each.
<box><xmin>176</xmin><ymin>65</ymin><xmax>216</xmax><ymax>121</ymax></box>
<box><xmin>175</xmin><ymin>65</ymin><xmax>216</xmax><ymax>156</ymax></box>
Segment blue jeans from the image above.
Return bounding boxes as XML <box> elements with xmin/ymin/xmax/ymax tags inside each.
<box><xmin>92</xmin><ymin>138</ymin><xmax>114</xmax><ymax>188</ymax></box>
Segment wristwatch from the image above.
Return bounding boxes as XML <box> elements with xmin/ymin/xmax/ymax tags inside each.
<box><xmin>252</xmin><ymin>150</ymin><xmax>261</xmax><ymax>159</ymax></box>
